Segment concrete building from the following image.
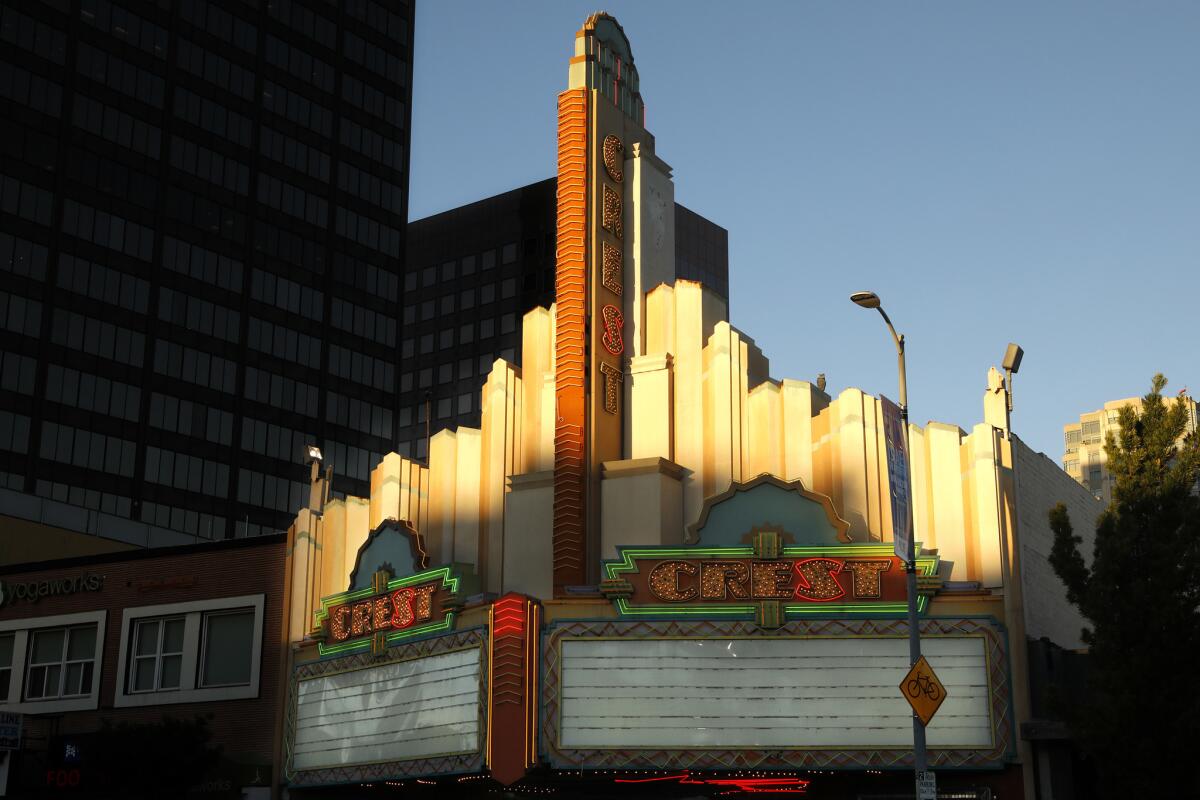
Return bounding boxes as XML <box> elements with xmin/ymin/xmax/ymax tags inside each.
<box><xmin>1063</xmin><ymin>393</ymin><xmax>1198</xmax><ymax>502</ymax></box>
<box><xmin>0</xmin><ymin>0</ymin><xmax>414</xmax><ymax>542</ymax></box>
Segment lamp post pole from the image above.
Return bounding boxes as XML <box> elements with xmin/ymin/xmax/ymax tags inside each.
<box><xmin>851</xmin><ymin>293</ymin><xmax>928</xmax><ymax>784</ymax></box>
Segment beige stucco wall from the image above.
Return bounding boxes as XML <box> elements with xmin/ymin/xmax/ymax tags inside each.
<box><xmin>1014</xmin><ymin>439</ymin><xmax>1101</xmax><ymax>649</ymax></box>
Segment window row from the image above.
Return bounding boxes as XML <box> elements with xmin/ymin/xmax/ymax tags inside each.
<box><xmin>339</xmin><ymin>119</ymin><xmax>403</xmax><ymax>171</ymax></box>
<box><xmin>0</xmin><ymin>290</ymin><xmax>41</xmax><ymax>338</ymax></box>
<box><xmin>45</xmin><ymin>364</ymin><xmax>142</xmax><ymax>423</ymax></box>
<box><xmin>253</xmin><ymin>222</ymin><xmax>326</xmax><ymax>275</ymax></box>
<box><xmin>247</xmin><ymin>316</ymin><xmax>321</xmax><ymax>369</ymax></box>
<box><xmin>61</xmin><ymin>199</ymin><xmax>155</xmax><ymax>262</ymax></box>
<box><xmin>241</xmin><ymin>416</ymin><xmax>308</xmax><ymax>464</ymax></box>
<box><xmin>325</xmin><ymin>390</ymin><xmax>391</xmax><ymax>439</ymax></box>
<box><xmin>0</xmin><ymin>59</ymin><xmax>62</xmax><ymax>116</ymax></box>
<box><xmin>258</xmin><ymin>173</ymin><xmax>327</xmax><ymax>226</ymax></box>
<box><xmin>265</xmin><ymin>35</ymin><xmax>335</xmax><ymax>94</ymax></box>
<box><xmin>343</xmin><ymin>75</ymin><xmax>405</xmax><ymax>129</ymax></box>
<box><xmin>174</xmin><ymin>88</ymin><xmax>252</xmax><ymax>149</ymax></box>
<box><xmin>178</xmin><ymin>0</ymin><xmax>256</xmax><ymax>54</ymax></box>
<box><xmin>345</xmin><ymin>0</ymin><xmax>408</xmax><ymax>44</ymax></box>
<box><xmin>158</xmin><ymin>287</ymin><xmax>241</xmax><ymax>343</ymax></box>
<box><xmin>237</xmin><ymin>468</ymin><xmax>306</xmax><ymax>514</ymax></box>
<box><xmin>0</xmin><ymin>598</ymin><xmax>262</xmax><ymax>713</ymax></box>
<box><xmin>0</xmin><ymin>173</ymin><xmax>53</xmax><ymax>227</ymax></box>
<box><xmin>148</xmin><ymin>392</ymin><xmax>233</xmax><ymax>446</ymax></box>
<box><xmin>244</xmin><ymin>367</ymin><xmax>319</xmax><ymax>417</ymax></box>
<box><xmin>260</xmin><ymin>126</ymin><xmax>330</xmax><ymax>182</ymax></box>
<box><xmin>332</xmin><ymin>253</ymin><xmax>399</xmax><ymax>303</ymax></box>
<box><xmin>0</xmin><ymin>409</ymin><xmax>30</xmax><ymax>455</ymax></box>
<box><xmin>343</xmin><ymin>29</ymin><xmax>405</xmax><ymax>83</ymax></box>
<box><xmin>165</xmin><ymin>187</ymin><xmax>247</xmax><ymax>242</ymax></box>
<box><xmin>57</xmin><ymin>253</ymin><xmax>150</xmax><ymax>314</ymax></box>
<box><xmin>77</xmin><ymin>42</ymin><xmax>165</xmax><ymax>107</ymax></box>
<box><xmin>153</xmin><ymin>340</ymin><xmax>237</xmax><ymax>393</ymax></box>
<box><xmin>251</xmin><ymin>268</ymin><xmax>323</xmax><ymax>321</ymax></box>
<box><xmin>140</xmin><ymin>501</ymin><xmax>225</xmax><ymax>540</ymax></box>
<box><xmin>35</xmin><ymin>479</ymin><xmax>132</xmax><ymax>519</ymax></box>
<box><xmin>51</xmin><ymin>310</ymin><xmax>144</xmax><ymax>367</ymax></box>
<box><xmin>171</xmin><ymin>135</ymin><xmax>250</xmax><ymax>195</ymax></box>
<box><xmin>330</xmin><ymin>297</ymin><xmax>396</xmax><ymax>346</ymax></box>
<box><xmin>335</xmin><ymin>207</ymin><xmax>401</xmax><ymax>259</ymax></box>
<box><xmin>67</xmin><ymin>147</ymin><xmax>159</xmax><ymax>210</ymax></box>
<box><xmin>261</xmin><ymin>81</ymin><xmax>331</xmax><ymax>137</ymax></box>
<box><xmin>39</xmin><ymin>421</ymin><xmax>137</xmax><ymax>478</ymax></box>
<box><xmin>324</xmin><ymin>440</ymin><xmax>381</xmax><ymax>483</ymax></box>
<box><xmin>0</xmin><ymin>350</ymin><xmax>36</xmax><ymax>395</ymax></box>
<box><xmin>162</xmin><ymin>236</ymin><xmax>244</xmax><ymax>293</ymax></box>
<box><xmin>1</xmin><ymin>5</ymin><xmax>67</xmax><ymax>64</ymax></box>
<box><xmin>181</xmin><ymin>32</ymin><xmax>268</xmax><ymax>85</ymax></box>
<box><xmin>338</xmin><ymin>161</ymin><xmax>403</xmax><ymax>213</ymax></box>
<box><xmin>144</xmin><ymin>445</ymin><xmax>230</xmax><ymax>498</ymax></box>
<box><xmin>0</xmin><ymin>233</ymin><xmax>48</xmax><ymax>281</ymax></box>
<box><xmin>268</xmin><ymin>0</ymin><xmax>335</xmax><ymax>50</ymax></box>
<box><xmin>73</xmin><ymin>95</ymin><xmax>162</xmax><ymax>159</ymax></box>
<box><xmin>80</xmin><ymin>0</ymin><xmax>167</xmax><ymax>58</ymax></box>
<box><xmin>329</xmin><ymin>344</ymin><xmax>394</xmax><ymax>392</ymax></box>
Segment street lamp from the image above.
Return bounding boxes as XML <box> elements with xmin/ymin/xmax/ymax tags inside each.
<box><xmin>850</xmin><ymin>291</ymin><xmax>928</xmax><ymax>779</ymax></box>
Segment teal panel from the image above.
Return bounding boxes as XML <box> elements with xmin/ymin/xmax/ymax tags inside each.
<box><xmin>696</xmin><ymin>483</ymin><xmax>841</xmax><ymax>546</ymax></box>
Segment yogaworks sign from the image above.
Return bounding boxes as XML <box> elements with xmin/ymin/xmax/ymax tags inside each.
<box><xmin>0</xmin><ymin>573</ymin><xmax>104</xmax><ymax>608</ymax></box>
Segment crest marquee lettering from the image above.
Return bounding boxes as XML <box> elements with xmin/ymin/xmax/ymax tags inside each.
<box><xmin>313</xmin><ymin>567</ymin><xmax>461</xmax><ymax>656</ymax></box>
<box><xmin>602</xmin><ymin>544</ymin><xmax>939</xmax><ymax>618</ymax></box>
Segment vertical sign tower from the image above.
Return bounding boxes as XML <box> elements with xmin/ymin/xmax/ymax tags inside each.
<box><xmin>553</xmin><ymin>14</ymin><xmax>649</xmax><ymax>595</ymax></box>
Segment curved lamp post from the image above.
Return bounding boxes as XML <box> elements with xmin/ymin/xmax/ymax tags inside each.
<box><xmin>850</xmin><ymin>291</ymin><xmax>928</xmax><ymax>779</ymax></box>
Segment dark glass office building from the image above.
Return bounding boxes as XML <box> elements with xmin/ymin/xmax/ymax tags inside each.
<box><xmin>401</xmin><ymin>177</ymin><xmax>729</xmax><ymax>459</ymax></box>
<box><xmin>0</xmin><ymin>0</ymin><xmax>413</xmax><ymax>540</ymax></box>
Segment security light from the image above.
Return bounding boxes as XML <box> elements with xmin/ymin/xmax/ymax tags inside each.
<box><xmin>306</xmin><ymin>444</ymin><xmax>323</xmax><ymax>463</ymax></box>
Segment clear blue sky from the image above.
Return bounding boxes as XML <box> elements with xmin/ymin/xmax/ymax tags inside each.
<box><xmin>409</xmin><ymin>1</ymin><xmax>1200</xmax><ymax>461</ymax></box>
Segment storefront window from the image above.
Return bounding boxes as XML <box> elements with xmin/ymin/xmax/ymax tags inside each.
<box><xmin>130</xmin><ymin>617</ymin><xmax>185</xmax><ymax>692</ymax></box>
<box><xmin>0</xmin><ymin>632</ymin><xmax>13</xmax><ymax>699</ymax></box>
<box><xmin>200</xmin><ymin>610</ymin><xmax>253</xmax><ymax>688</ymax></box>
<box><xmin>25</xmin><ymin>624</ymin><xmax>96</xmax><ymax>700</ymax></box>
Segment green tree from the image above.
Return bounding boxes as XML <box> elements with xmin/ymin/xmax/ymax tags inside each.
<box><xmin>1049</xmin><ymin>374</ymin><xmax>1200</xmax><ymax>798</ymax></box>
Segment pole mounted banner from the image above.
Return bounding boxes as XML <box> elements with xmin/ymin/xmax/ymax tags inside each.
<box><xmin>880</xmin><ymin>394</ymin><xmax>912</xmax><ymax>561</ymax></box>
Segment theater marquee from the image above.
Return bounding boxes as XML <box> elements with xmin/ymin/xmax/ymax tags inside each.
<box><xmin>601</xmin><ymin>543</ymin><xmax>939</xmax><ymax>619</ymax></box>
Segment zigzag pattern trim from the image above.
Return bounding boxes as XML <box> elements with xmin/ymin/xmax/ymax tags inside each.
<box><xmin>553</xmin><ymin>88</ymin><xmax>589</xmax><ymax>594</ymax></box>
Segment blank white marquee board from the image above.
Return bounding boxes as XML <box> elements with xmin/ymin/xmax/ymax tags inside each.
<box><xmin>292</xmin><ymin>647</ymin><xmax>481</xmax><ymax>770</ymax></box>
<box><xmin>558</xmin><ymin>636</ymin><xmax>992</xmax><ymax>749</ymax></box>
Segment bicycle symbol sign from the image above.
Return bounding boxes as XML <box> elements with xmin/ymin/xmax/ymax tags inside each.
<box><xmin>900</xmin><ymin>655</ymin><xmax>947</xmax><ymax>726</ymax></box>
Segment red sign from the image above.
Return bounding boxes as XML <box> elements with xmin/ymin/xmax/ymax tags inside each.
<box><xmin>645</xmin><ymin>556</ymin><xmax>901</xmax><ymax>604</ymax></box>
<box><xmin>326</xmin><ymin>581</ymin><xmax>439</xmax><ymax>644</ymax></box>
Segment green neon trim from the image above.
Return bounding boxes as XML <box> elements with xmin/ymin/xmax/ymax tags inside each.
<box><xmin>603</xmin><ymin>543</ymin><xmax>939</xmax><ymax>620</ymax></box>
<box><xmin>313</xmin><ymin>565</ymin><xmax>461</xmax><ymax>628</ymax></box>
<box><xmin>317</xmin><ymin>638</ymin><xmax>371</xmax><ymax>657</ymax></box>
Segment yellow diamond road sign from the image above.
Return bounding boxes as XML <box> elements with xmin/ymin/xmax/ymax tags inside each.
<box><xmin>901</xmin><ymin>655</ymin><xmax>947</xmax><ymax>726</ymax></box>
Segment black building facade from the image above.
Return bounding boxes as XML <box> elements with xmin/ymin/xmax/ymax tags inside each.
<box><xmin>401</xmin><ymin>177</ymin><xmax>729</xmax><ymax>459</ymax></box>
<box><xmin>0</xmin><ymin>0</ymin><xmax>414</xmax><ymax>541</ymax></box>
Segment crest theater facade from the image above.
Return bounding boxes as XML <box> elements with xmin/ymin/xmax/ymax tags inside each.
<box><xmin>279</xmin><ymin>14</ymin><xmax>1097</xmax><ymax>799</ymax></box>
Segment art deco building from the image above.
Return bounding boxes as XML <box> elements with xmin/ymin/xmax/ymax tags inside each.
<box><xmin>401</xmin><ymin>178</ymin><xmax>728</xmax><ymax>459</ymax></box>
<box><xmin>1063</xmin><ymin>393</ymin><xmax>1198</xmax><ymax>502</ymax></box>
<box><xmin>0</xmin><ymin>0</ymin><xmax>414</xmax><ymax>543</ymax></box>
<box><xmin>264</xmin><ymin>14</ymin><xmax>1100</xmax><ymax>799</ymax></box>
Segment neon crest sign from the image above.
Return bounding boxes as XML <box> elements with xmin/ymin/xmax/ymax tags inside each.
<box><xmin>313</xmin><ymin>567</ymin><xmax>461</xmax><ymax>657</ymax></box>
<box><xmin>601</xmin><ymin>543</ymin><xmax>939</xmax><ymax>621</ymax></box>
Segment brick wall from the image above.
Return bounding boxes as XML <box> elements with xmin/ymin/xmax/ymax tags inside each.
<box><xmin>0</xmin><ymin>536</ymin><xmax>286</xmax><ymax>769</ymax></box>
